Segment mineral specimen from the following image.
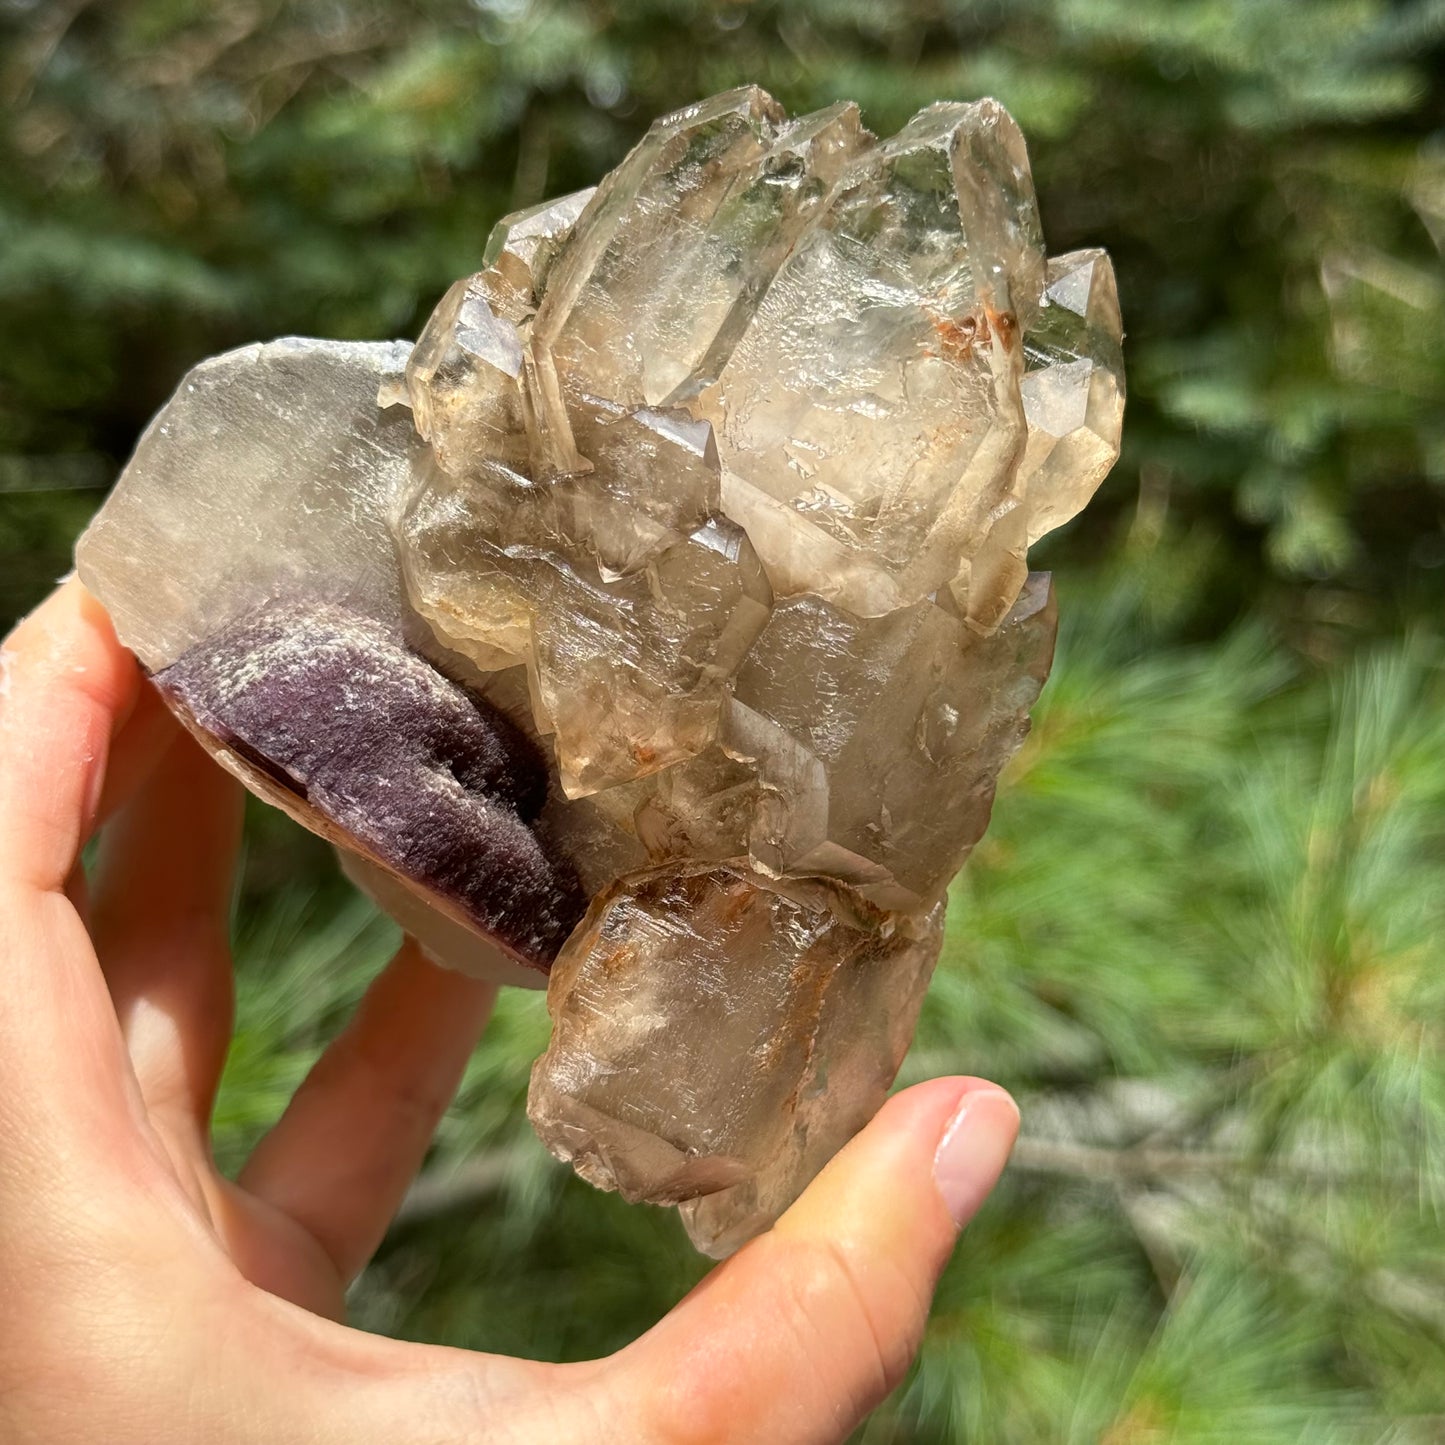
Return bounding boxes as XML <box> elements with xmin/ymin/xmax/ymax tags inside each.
<box><xmin>75</xmin><ymin>87</ymin><xmax>1124</xmax><ymax>1256</ymax></box>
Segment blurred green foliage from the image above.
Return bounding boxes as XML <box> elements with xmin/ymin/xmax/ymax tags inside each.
<box><xmin>2</xmin><ymin>0</ymin><xmax>1444</xmax><ymax>1439</ymax></box>
<box><xmin>3</xmin><ymin>0</ymin><xmax>1444</xmax><ymax>634</ymax></box>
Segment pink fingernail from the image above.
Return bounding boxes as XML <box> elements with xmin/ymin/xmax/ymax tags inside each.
<box><xmin>932</xmin><ymin>1089</ymin><xmax>1021</xmax><ymax>1227</ymax></box>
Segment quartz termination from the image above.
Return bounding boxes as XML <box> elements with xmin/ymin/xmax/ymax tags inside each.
<box><xmin>73</xmin><ymin>87</ymin><xmax>1123</xmax><ymax>1260</ymax></box>
<box><xmin>399</xmin><ymin>88</ymin><xmax>1122</xmax><ymax>1254</ymax></box>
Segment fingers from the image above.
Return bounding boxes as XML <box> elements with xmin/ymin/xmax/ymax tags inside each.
<box><xmin>615</xmin><ymin>1077</ymin><xmax>1020</xmax><ymax>1445</ymax></box>
<box><xmin>0</xmin><ymin>583</ymin><xmax>155</xmax><ymax>1165</ymax></box>
<box><xmin>0</xmin><ymin>580</ymin><xmax>142</xmax><ymax>894</ymax></box>
<box><xmin>238</xmin><ymin>941</ymin><xmax>497</xmax><ymax>1283</ymax></box>
<box><xmin>93</xmin><ymin>669</ymin><xmax>185</xmax><ymax>832</ymax></box>
<box><xmin>177</xmin><ymin>1079</ymin><xmax>1017</xmax><ymax>1445</ymax></box>
<box><xmin>90</xmin><ymin>725</ymin><xmax>243</xmax><ymax>1139</ymax></box>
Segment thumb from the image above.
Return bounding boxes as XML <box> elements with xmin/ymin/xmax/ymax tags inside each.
<box><xmin>612</xmin><ymin>1076</ymin><xmax>1020</xmax><ymax>1445</ymax></box>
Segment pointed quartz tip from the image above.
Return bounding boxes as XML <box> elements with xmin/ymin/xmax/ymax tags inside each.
<box><xmin>1019</xmin><ymin>248</ymin><xmax>1126</xmax><ymax>546</ymax></box>
<box><xmin>482</xmin><ymin>186</ymin><xmax>597</xmax><ymax>270</ymax></box>
<box><xmin>648</xmin><ymin>83</ymin><xmax>786</xmax><ymax>138</ymax></box>
<box><xmin>1012</xmin><ymin>569</ymin><xmax>1056</xmax><ymax>624</ymax></box>
<box><xmin>154</xmin><ymin>601</ymin><xmax>587</xmax><ymax>972</ymax></box>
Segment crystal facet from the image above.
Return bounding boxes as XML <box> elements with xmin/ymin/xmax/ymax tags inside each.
<box><xmin>76</xmin><ymin>338</ymin><xmax>419</xmax><ymax>672</ymax></box>
<box><xmin>528</xmin><ymin>864</ymin><xmax>943</xmax><ymax>1254</ymax></box>
<box><xmin>75</xmin><ymin>88</ymin><xmax>1123</xmax><ymax>1254</ymax></box>
<box><xmin>691</xmin><ymin>100</ymin><xmax>1038</xmax><ymax>616</ymax></box>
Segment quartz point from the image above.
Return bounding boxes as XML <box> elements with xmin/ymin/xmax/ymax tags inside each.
<box><xmin>74</xmin><ymin>88</ymin><xmax>1123</xmax><ymax>1255</ymax></box>
<box><xmin>527</xmin><ymin>863</ymin><xmax>944</xmax><ymax>1254</ymax></box>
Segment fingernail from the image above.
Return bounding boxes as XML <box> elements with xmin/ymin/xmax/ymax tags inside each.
<box><xmin>933</xmin><ymin>1088</ymin><xmax>1021</xmax><ymax>1227</ymax></box>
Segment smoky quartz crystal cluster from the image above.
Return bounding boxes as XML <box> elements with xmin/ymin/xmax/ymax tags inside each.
<box><xmin>76</xmin><ymin>87</ymin><xmax>1124</xmax><ymax>1256</ymax></box>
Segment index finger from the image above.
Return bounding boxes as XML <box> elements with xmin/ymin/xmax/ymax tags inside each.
<box><xmin>0</xmin><ymin>579</ymin><xmax>145</xmax><ymax>894</ymax></box>
<box><xmin>0</xmin><ymin>580</ymin><xmax>166</xmax><ymax>1189</ymax></box>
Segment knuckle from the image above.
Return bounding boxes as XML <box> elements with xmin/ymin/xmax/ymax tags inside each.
<box><xmin>789</xmin><ymin>1236</ymin><xmax>924</xmax><ymax>1406</ymax></box>
<box><xmin>630</xmin><ymin>1234</ymin><xmax>930</xmax><ymax>1445</ymax></box>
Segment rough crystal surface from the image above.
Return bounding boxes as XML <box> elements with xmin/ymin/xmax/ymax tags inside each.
<box><xmin>76</xmin><ymin>338</ymin><xmax>418</xmax><ymax>672</ymax></box>
<box><xmin>157</xmin><ymin>603</ymin><xmax>584</xmax><ymax>967</ymax></box>
<box><xmin>730</xmin><ymin>574</ymin><xmax>1058</xmax><ymax>907</ymax></box>
<box><xmin>75</xmin><ymin>87</ymin><xmax>1123</xmax><ymax>1255</ymax></box>
<box><xmin>528</xmin><ymin>864</ymin><xmax>943</xmax><ymax>1255</ymax></box>
<box><xmin>678</xmin><ymin>898</ymin><xmax>944</xmax><ymax>1257</ymax></box>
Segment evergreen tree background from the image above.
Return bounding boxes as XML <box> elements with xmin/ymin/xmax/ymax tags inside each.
<box><xmin>2</xmin><ymin>1</ymin><xmax>1444</xmax><ymax>1438</ymax></box>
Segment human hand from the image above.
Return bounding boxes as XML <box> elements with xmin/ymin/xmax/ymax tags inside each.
<box><xmin>0</xmin><ymin>580</ymin><xmax>1020</xmax><ymax>1445</ymax></box>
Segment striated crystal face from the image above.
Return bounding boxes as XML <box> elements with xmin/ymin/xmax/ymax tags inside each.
<box><xmin>693</xmin><ymin>100</ymin><xmax>1038</xmax><ymax>617</ymax></box>
<box><xmin>76</xmin><ymin>338</ymin><xmax>420</xmax><ymax>673</ymax></box>
<box><xmin>75</xmin><ymin>86</ymin><xmax>1123</xmax><ymax>1256</ymax></box>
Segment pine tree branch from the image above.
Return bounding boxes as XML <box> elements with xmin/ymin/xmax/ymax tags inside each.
<box><xmin>1009</xmin><ymin>1135</ymin><xmax>1415</xmax><ymax>1189</ymax></box>
<box><xmin>393</xmin><ymin>1128</ymin><xmax>1421</xmax><ymax>1239</ymax></box>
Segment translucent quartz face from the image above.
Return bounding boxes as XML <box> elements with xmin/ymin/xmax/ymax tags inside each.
<box><xmin>76</xmin><ymin>87</ymin><xmax>1123</xmax><ymax>1256</ymax></box>
<box><xmin>76</xmin><ymin>338</ymin><xmax>420</xmax><ymax>675</ymax></box>
<box><xmin>527</xmin><ymin>866</ymin><xmax>944</xmax><ymax>1255</ymax></box>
